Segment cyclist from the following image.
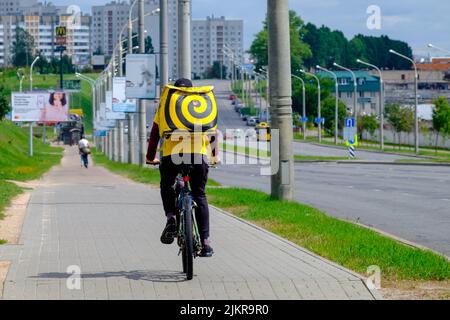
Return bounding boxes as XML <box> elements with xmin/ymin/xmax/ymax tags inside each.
<box><xmin>146</xmin><ymin>78</ymin><xmax>219</xmax><ymax>258</ymax></box>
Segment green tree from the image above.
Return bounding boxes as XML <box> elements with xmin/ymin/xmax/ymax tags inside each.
<box><xmin>321</xmin><ymin>97</ymin><xmax>347</xmax><ymax>135</ymax></box>
<box><xmin>360</xmin><ymin>114</ymin><xmax>378</xmax><ymax>141</ymax></box>
<box><xmin>386</xmin><ymin>104</ymin><xmax>414</xmax><ymax>147</ymax></box>
<box><xmin>11</xmin><ymin>27</ymin><xmax>34</xmax><ymax>67</ymax></box>
<box><xmin>0</xmin><ymin>85</ymin><xmax>11</xmax><ymax>120</ymax></box>
<box><xmin>432</xmin><ymin>97</ymin><xmax>450</xmax><ymax>153</ymax></box>
<box><xmin>249</xmin><ymin>10</ymin><xmax>312</xmax><ymax>72</ymax></box>
<box><xmin>205</xmin><ymin>61</ymin><xmax>227</xmax><ymax>79</ymax></box>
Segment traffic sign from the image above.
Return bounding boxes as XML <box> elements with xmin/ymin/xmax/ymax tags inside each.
<box><xmin>345</xmin><ymin>118</ymin><xmax>356</xmax><ymax>128</ymax></box>
<box><xmin>314</xmin><ymin>117</ymin><xmax>325</xmax><ymax>124</ymax></box>
<box><xmin>299</xmin><ymin>116</ymin><xmax>308</xmax><ymax>123</ymax></box>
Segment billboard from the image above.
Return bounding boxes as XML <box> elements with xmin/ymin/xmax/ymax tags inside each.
<box><xmin>95</xmin><ymin>102</ymin><xmax>116</xmax><ymax>129</ymax></box>
<box><xmin>12</xmin><ymin>92</ymin><xmax>69</xmax><ymax>122</ymax></box>
<box><xmin>112</xmin><ymin>77</ymin><xmax>137</xmax><ymax>113</ymax></box>
<box><xmin>105</xmin><ymin>91</ymin><xmax>126</xmax><ymax>120</ymax></box>
<box><xmin>126</xmin><ymin>54</ymin><xmax>157</xmax><ymax>99</ymax></box>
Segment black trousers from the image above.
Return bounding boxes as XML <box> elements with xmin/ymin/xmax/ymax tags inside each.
<box><xmin>159</xmin><ymin>155</ymin><xmax>210</xmax><ymax>241</ymax></box>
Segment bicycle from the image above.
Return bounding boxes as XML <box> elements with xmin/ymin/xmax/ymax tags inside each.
<box><xmin>173</xmin><ymin>164</ymin><xmax>203</xmax><ymax>280</ymax></box>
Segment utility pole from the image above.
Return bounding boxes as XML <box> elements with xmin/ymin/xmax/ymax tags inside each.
<box><xmin>267</xmin><ymin>0</ymin><xmax>294</xmax><ymax>201</ymax></box>
<box><xmin>178</xmin><ymin>0</ymin><xmax>192</xmax><ymax>79</ymax></box>
<box><xmin>138</xmin><ymin>0</ymin><xmax>147</xmax><ymax>166</ymax></box>
<box><xmin>127</xmin><ymin>3</ymin><xmax>136</xmax><ymax>164</ymax></box>
<box><xmin>160</xmin><ymin>0</ymin><xmax>169</xmax><ymax>89</ymax></box>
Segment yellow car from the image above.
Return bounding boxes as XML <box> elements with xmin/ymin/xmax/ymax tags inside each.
<box><xmin>256</xmin><ymin>122</ymin><xmax>271</xmax><ymax>142</ymax></box>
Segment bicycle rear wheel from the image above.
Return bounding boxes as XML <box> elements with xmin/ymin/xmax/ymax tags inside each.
<box><xmin>182</xmin><ymin>197</ymin><xmax>194</xmax><ymax>280</ymax></box>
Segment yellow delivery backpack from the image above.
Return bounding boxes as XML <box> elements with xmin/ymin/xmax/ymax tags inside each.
<box><xmin>157</xmin><ymin>85</ymin><xmax>218</xmax><ymax>136</ymax></box>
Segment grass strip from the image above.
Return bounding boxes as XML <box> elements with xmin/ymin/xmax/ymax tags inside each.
<box><xmin>0</xmin><ymin>121</ymin><xmax>64</xmax><ymax>181</ymax></box>
<box><xmin>207</xmin><ymin>188</ymin><xmax>450</xmax><ymax>281</ymax></box>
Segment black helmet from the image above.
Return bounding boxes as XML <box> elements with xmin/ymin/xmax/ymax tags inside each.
<box><xmin>174</xmin><ymin>78</ymin><xmax>193</xmax><ymax>88</ymax></box>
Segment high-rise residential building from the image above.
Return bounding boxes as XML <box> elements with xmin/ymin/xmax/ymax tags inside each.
<box><xmin>0</xmin><ymin>0</ymin><xmax>38</xmax><ymax>15</ymax></box>
<box><xmin>91</xmin><ymin>1</ymin><xmax>130</xmax><ymax>57</ymax></box>
<box><xmin>191</xmin><ymin>15</ymin><xmax>244</xmax><ymax>79</ymax></box>
<box><xmin>0</xmin><ymin>13</ymin><xmax>91</xmax><ymax>67</ymax></box>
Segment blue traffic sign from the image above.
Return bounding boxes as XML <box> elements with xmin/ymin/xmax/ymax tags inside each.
<box><xmin>299</xmin><ymin>116</ymin><xmax>309</xmax><ymax>123</ymax></box>
<box><xmin>314</xmin><ymin>117</ymin><xmax>325</xmax><ymax>124</ymax></box>
<box><xmin>345</xmin><ymin>118</ymin><xmax>356</xmax><ymax>128</ymax></box>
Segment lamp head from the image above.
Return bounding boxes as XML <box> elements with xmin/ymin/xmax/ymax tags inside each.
<box><xmin>356</xmin><ymin>59</ymin><xmax>361</xmax><ymax>63</ymax></box>
<box><xmin>389</xmin><ymin>49</ymin><xmax>395</xmax><ymax>54</ymax></box>
<box><xmin>427</xmin><ymin>44</ymin><xmax>433</xmax><ymax>48</ymax></box>
<box><xmin>333</xmin><ymin>62</ymin><xmax>338</xmax><ymax>66</ymax></box>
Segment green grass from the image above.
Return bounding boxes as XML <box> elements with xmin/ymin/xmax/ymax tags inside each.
<box><xmin>0</xmin><ymin>120</ymin><xmax>63</xmax><ymax>244</ymax></box>
<box><xmin>207</xmin><ymin>188</ymin><xmax>450</xmax><ymax>281</ymax></box>
<box><xmin>0</xmin><ymin>180</ymin><xmax>22</xmax><ymax>221</ymax></box>
<box><xmin>91</xmin><ymin>149</ymin><xmax>222</xmax><ymax>187</ymax></box>
<box><xmin>307</xmin><ymin>138</ymin><xmax>450</xmax><ymax>161</ymax></box>
<box><xmin>0</xmin><ymin>121</ymin><xmax>63</xmax><ymax>181</ymax></box>
<box><xmin>223</xmin><ymin>143</ymin><xmax>351</xmax><ymax>161</ymax></box>
<box><xmin>294</xmin><ymin>155</ymin><xmax>352</xmax><ymax>161</ymax></box>
<box><xmin>0</xmin><ymin>69</ymin><xmax>99</xmax><ymax>132</ymax></box>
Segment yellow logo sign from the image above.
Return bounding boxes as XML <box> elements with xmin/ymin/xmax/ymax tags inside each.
<box><xmin>55</xmin><ymin>26</ymin><xmax>66</xmax><ymax>36</ymax></box>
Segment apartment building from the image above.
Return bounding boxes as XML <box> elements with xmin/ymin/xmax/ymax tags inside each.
<box><xmin>191</xmin><ymin>15</ymin><xmax>244</xmax><ymax>79</ymax></box>
<box><xmin>91</xmin><ymin>1</ymin><xmax>130</xmax><ymax>57</ymax></box>
<box><xmin>0</xmin><ymin>14</ymin><xmax>91</xmax><ymax>67</ymax></box>
<box><xmin>318</xmin><ymin>70</ymin><xmax>382</xmax><ymax>116</ymax></box>
<box><xmin>0</xmin><ymin>0</ymin><xmax>38</xmax><ymax>15</ymax></box>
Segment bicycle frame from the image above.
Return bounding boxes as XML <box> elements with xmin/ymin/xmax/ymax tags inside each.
<box><xmin>174</xmin><ymin>171</ymin><xmax>202</xmax><ymax>257</ymax></box>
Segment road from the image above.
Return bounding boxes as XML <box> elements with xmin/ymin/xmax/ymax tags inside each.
<box><xmin>0</xmin><ymin>147</ymin><xmax>377</xmax><ymax>300</ymax></box>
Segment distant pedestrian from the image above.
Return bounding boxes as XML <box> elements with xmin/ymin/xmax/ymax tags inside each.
<box><xmin>78</xmin><ymin>136</ymin><xmax>91</xmax><ymax>169</ymax></box>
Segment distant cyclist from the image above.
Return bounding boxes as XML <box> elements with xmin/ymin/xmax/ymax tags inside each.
<box><xmin>78</xmin><ymin>136</ymin><xmax>90</xmax><ymax>169</ymax></box>
<box><xmin>146</xmin><ymin>78</ymin><xmax>219</xmax><ymax>258</ymax></box>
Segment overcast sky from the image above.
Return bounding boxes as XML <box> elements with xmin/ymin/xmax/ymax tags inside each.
<box><xmin>67</xmin><ymin>0</ymin><xmax>449</xmax><ymax>56</ymax></box>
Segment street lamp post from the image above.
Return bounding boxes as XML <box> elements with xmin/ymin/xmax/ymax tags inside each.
<box><xmin>389</xmin><ymin>49</ymin><xmax>419</xmax><ymax>154</ymax></box>
<box><xmin>291</xmin><ymin>74</ymin><xmax>306</xmax><ymax>141</ymax></box>
<box><xmin>28</xmin><ymin>56</ymin><xmax>40</xmax><ymax>157</ymax></box>
<box><xmin>428</xmin><ymin>43</ymin><xmax>450</xmax><ymax>55</ymax></box>
<box><xmin>160</xmin><ymin>0</ymin><xmax>169</xmax><ymax>89</ymax></box>
<box><xmin>300</xmin><ymin>69</ymin><xmax>321</xmax><ymax>142</ymax></box>
<box><xmin>333</xmin><ymin>62</ymin><xmax>358</xmax><ymax>132</ymax></box>
<box><xmin>356</xmin><ymin>59</ymin><xmax>385</xmax><ymax>150</ymax></box>
<box><xmin>317</xmin><ymin>65</ymin><xmax>339</xmax><ymax>144</ymax></box>
<box><xmin>178</xmin><ymin>0</ymin><xmax>192</xmax><ymax>79</ymax></box>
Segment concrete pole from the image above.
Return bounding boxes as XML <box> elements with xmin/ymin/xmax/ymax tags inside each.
<box><xmin>414</xmin><ymin>65</ymin><xmax>419</xmax><ymax>154</ymax></box>
<box><xmin>109</xmin><ymin>131</ymin><xmax>113</xmax><ymax>160</ymax></box>
<box><xmin>267</xmin><ymin>0</ymin><xmax>294</xmax><ymax>201</ymax></box>
<box><xmin>178</xmin><ymin>0</ymin><xmax>192</xmax><ymax>79</ymax></box>
<box><xmin>127</xmin><ymin>12</ymin><xmax>136</xmax><ymax>165</ymax></box>
<box><xmin>160</xmin><ymin>0</ymin><xmax>169</xmax><ymax>89</ymax></box>
<box><xmin>138</xmin><ymin>0</ymin><xmax>147</xmax><ymax>166</ymax></box>
<box><xmin>118</xmin><ymin>120</ymin><xmax>124</xmax><ymax>162</ymax></box>
<box><xmin>380</xmin><ymin>78</ymin><xmax>384</xmax><ymax>150</ymax></box>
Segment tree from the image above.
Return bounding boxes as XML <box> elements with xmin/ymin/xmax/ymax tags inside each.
<box><xmin>432</xmin><ymin>97</ymin><xmax>450</xmax><ymax>153</ymax></box>
<box><xmin>249</xmin><ymin>10</ymin><xmax>312</xmax><ymax>72</ymax></box>
<box><xmin>360</xmin><ymin>114</ymin><xmax>378</xmax><ymax>141</ymax></box>
<box><xmin>0</xmin><ymin>85</ymin><xmax>11</xmax><ymax>120</ymax></box>
<box><xmin>385</xmin><ymin>103</ymin><xmax>414</xmax><ymax>147</ymax></box>
<box><xmin>11</xmin><ymin>27</ymin><xmax>34</xmax><ymax>67</ymax></box>
<box><xmin>321</xmin><ymin>97</ymin><xmax>347</xmax><ymax>135</ymax></box>
<box><xmin>204</xmin><ymin>61</ymin><xmax>227</xmax><ymax>79</ymax></box>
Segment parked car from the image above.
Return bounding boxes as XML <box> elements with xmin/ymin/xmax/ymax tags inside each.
<box><xmin>246</xmin><ymin>117</ymin><xmax>257</xmax><ymax>126</ymax></box>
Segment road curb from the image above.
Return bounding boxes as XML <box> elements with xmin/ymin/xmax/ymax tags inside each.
<box><xmin>210</xmin><ymin>204</ymin><xmax>383</xmax><ymax>300</ymax></box>
<box><xmin>302</xmin><ymin>141</ymin><xmax>439</xmax><ymax>160</ymax></box>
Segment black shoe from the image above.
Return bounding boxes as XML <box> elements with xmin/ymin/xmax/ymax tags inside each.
<box><xmin>199</xmin><ymin>244</ymin><xmax>214</xmax><ymax>258</ymax></box>
<box><xmin>160</xmin><ymin>218</ymin><xmax>177</xmax><ymax>245</ymax></box>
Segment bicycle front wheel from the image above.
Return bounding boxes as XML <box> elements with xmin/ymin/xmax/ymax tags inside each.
<box><xmin>182</xmin><ymin>197</ymin><xmax>194</xmax><ymax>280</ymax></box>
